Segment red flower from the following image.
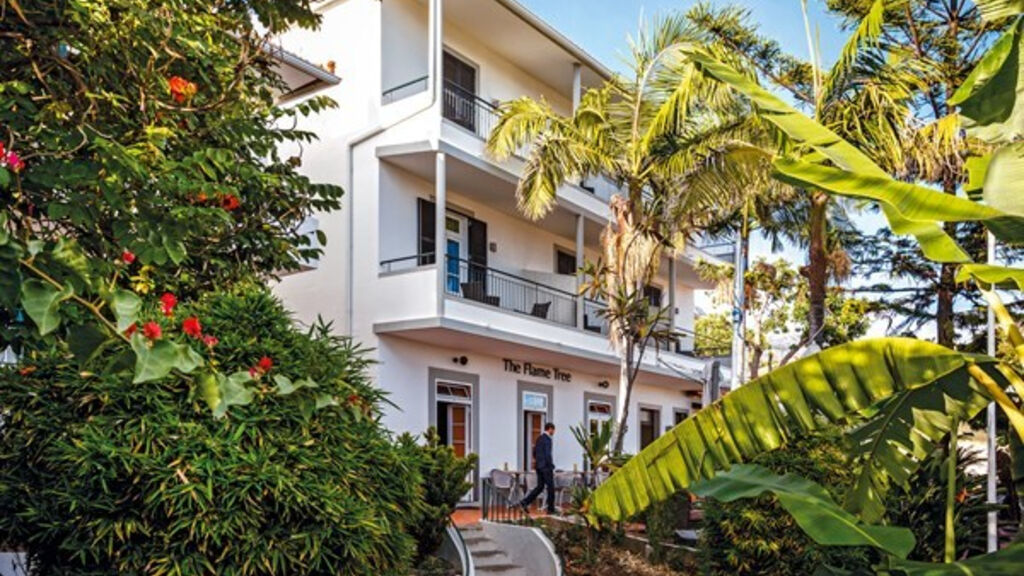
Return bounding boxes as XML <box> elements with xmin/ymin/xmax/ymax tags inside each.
<box><xmin>347</xmin><ymin>393</ymin><xmax>360</xmax><ymax>406</ymax></box>
<box><xmin>220</xmin><ymin>194</ymin><xmax>240</xmax><ymax>211</ymax></box>
<box><xmin>121</xmin><ymin>249</ymin><xmax>136</xmax><ymax>265</ymax></box>
<box><xmin>160</xmin><ymin>292</ymin><xmax>177</xmax><ymax>317</ymax></box>
<box><xmin>182</xmin><ymin>316</ymin><xmax>202</xmax><ymax>338</ymax></box>
<box><xmin>257</xmin><ymin>356</ymin><xmax>273</xmax><ymax>373</ymax></box>
<box><xmin>5</xmin><ymin>150</ymin><xmax>24</xmax><ymax>173</ymax></box>
<box><xmin>142</xmin><ymin>321</ymin><xmax>162</xmax><ymax>340</ymax></box>
<box><xmin>202</xmin><ymin>335</ymin><xmax>219</xmax><ymax>348</ymax></box>
<box><xmin>124</xmin><ymin>323</ymin><xmax>139</xmax><ymax>337</ymax></box>
<box><xmin>196</xmin><ymin>191</ymin><xmax>209</xmax><ymax>203</ymax></box>
<box><xmin>168</xmin><ymin>76</ymin><xmax>197</xmax><ymax>104</ymax></box>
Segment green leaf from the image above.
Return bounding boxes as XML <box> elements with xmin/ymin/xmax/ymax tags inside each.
<box><xmin>52</xmin><ymin>238</ymin><xmax>94</xmax><ymax>290</ymax></box>
<box><xmin>273</xmin><ymin>374</ymin><xmax>318</xmax><ymax>396</ymax></box>
<box><xmin>964</xmin><ymin>154</ymin><xmax>990</xmax><ymax>200</ymax></box>
<box><xmin>66</xmin><ymin>322</ymin><xmax>112</xmax><ymax>366</ymax></box>
<box><xmin>110</xmin><ymin>290</ymin><xmax>142</xmax><ymax>331</ymax></box>
<box><xmin>20</xmin><ymin>279</ymin><xmax>71</xmax><ymax>335</ymax></box>
<box><xmin>948</xmin><ymin>18</ymin><xmax>1024</xmax><ymax>143</ymax></box>
<box><xmin>773</xmin><ymin>157</ymin><xmax>1024</xmax><ymax>250</ymax></box>
<box><xmin>0</xmin><ymin>167</ymin><xmax>10</xmax><ymax>189</ymax></box>
<box><xmin>976</xmin><ymin>0</ymin><xmax>1024</xmax><ymax>22</ymax></box>
<box><xmin>586</xmin><ymin>338</ymin><xmax>1005</xmax><ymax>524</ymax></box>
<box><xmin>690</xmin><ymin>464</ymin><xmax>916</xmax><ymax>559</ymax></box>
<box><xmin>212</xmin><ymin>371</ymin><xmax>255</xmax><ymax>418</ymax></box>
<box><xmin>196</xmin><ymin>372</ymin><xmax>221</xmax><ymax>413</ymax></box>
<box><xmin>956</xmin><ymin>263</ymin><xmax>1024</xmax><ymax>289</ymax></box>
<box><xmin>0</xmin><ymin>212</ymin><xmax>9</xmax><ymax>245</ymax></box>
<box><xmin>315</xmin><ymin>393</ymin><xmax>339</xmax><ymax>410</ymax></box>
<box><xmin>982</xmin><ymin>142</ymin><xmax>1024</xmax><ymax>217</ymax></box>
<box><xmin>885</xmin><ymin>541</ymin><xmax>1024</xmax><ymax>575</ymax></box>
<box><xmin>162</xmin><ymin>234</ymin><xmax>187</xmax><ymax>265</ymax></box>
<box><xmin>680</xmin><ymin>46</ymin><xmax>965</xmax><ymax>259</ymax></box>
<box><xmin>131</xmin><ymin>334</ymin><xmax>203</xmax><ymax>383</ymax></box>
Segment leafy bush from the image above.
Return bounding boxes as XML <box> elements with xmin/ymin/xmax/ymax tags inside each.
<box><xmin>0</xmin><ymin>287</ymin><xmax>419</xmax><ymax>575</ymax></box>
<box><xmin>888</xmin><ymin>443</ymin><xmax>993</xmax><ymax>562</ymax></box>
<box><xmin>400</xmin><ymin>427</ymin><xmax>478</xmax><ymax>562</ymax></box>
<box><xmin>644</xmin><ymin>491</ymin><xmax>694</xmax><ymax>571</ymax></box>
<box><xmin>698</xmin><ymin>430</ymin><xmax>874</xmax><ymax>575</ymax></box>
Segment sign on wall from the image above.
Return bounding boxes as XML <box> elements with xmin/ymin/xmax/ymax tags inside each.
<box><xmin>502</xmin><ymin>358</ymin><xmax>572</xmax><ymax>383</ymax></box>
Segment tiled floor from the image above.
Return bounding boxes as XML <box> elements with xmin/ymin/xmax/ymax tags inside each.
<box><xmin>451</xmin><ymin>508</ymin><xmax>483</xmax><ymax>527</ymax></box>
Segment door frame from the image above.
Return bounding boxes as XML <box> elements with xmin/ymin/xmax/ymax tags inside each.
<box><xmin>517</xmin><ymin>381</ymin><xmax>554</xmax><ymax>472</ymax></box>
<box><xmin>428</xmin><ymin>367</ymin><xmax>480</xmax><ymax>502</ymax></box>
<box><xmin>637</xmin><ymin>403</ymin><xmax>662</xmax><ymax>452</ymax></box>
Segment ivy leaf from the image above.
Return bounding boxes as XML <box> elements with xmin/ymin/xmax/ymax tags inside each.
<box><xmin>21</xmin><ymin>279</ymin><xmax>72</xmax><ymax>335</ymax></box>
<box><xmin>272</xmin><ymin>374</ymin><xmax>318</xmax><ymax>396</ymax></box>
<box><xmin>212</xmin><ymin>371</ymin><xmax>255</xmax><ymax>418</ymax></box>
<box><xmin>110</xmin><ymin>290</ymin><xmax>142</xmax><ymax>331</ymax></box>
<box><xmin>52</xmin><ymin>238</ymin><xmax>94</xmax><ymax>290</ymax></box>
<box><xmin>66</xmin><ymin>322</ymin><xmax>112</xmax><ymax>366</ymax></box>
<box><xmin>196</xmin><ymin>372</ymin><xmax>221</xmax><ymax>413</ymax></box>
<box><xmin>131</xmin><ymin>334</ymin><xmax>203</xmax><ymax>383</ymax></box>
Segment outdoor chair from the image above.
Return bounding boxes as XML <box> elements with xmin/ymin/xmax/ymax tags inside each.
<box><xmin>553</xmin><ymin>471</ymin><xmax>578</xmax><ymax>509</ymax></box>
<box><xmin>460</xmin><ymin>281</ymin><xmax>500</xmax><ymax>307</ymax></box>
<box><xmin>530</xmin><ymin>301</ymin><xmax>551</xmax><ymax>319</ymax></box>
<box><xmin>489</xmin><ymin>469</ymin><xmax>518</xmax><ymax>506</ymax></box>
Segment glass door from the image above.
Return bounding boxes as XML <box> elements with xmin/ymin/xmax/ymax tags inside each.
<box><xmin>445</xmin><ymin>214</ymin><xmax>467</xmax><ymax>294</ymax></box>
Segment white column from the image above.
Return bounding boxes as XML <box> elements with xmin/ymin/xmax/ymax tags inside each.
<box><xmin>572</xmin><ymin>63</ymin><xmax>582</xmax><ymax>112</ymax></box>
<box><xmin>575</xmin><ymin>213</ymin><xmax>585</xmax><ymax>328</ymax></box>
<box><xmin>436</xmin><ymin>152</ymin><xmax>447</xmax><ymax>316</ymax></box>
<box><xmin>430</xmin><ymin>0</ymin><xmax>445</xmax><ymax>105</ymax></box>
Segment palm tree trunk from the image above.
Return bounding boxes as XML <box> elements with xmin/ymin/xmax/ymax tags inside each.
<box><xmin>612</xmin><ymin>335</ymin><xmax>633</xmax><ymax>454</ymax></box>
<box><xmin>806</xmin><ymin>191</ymin><xmax>828</xmax><ymax>346</ymax></box>
<box><xmin>936</xmin><ymin>175</ymin><xmax>958</xmax><ymax>348</ymax></box>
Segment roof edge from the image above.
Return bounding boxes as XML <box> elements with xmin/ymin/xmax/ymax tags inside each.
<box><xmin>494</xmin><ymin>0</ymin><xmax>613</xmax><ymax>80</ymax></box>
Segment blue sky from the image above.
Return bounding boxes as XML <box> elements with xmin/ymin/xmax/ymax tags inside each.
<box><xmin>520</xmin><ymin>0</ymin><xmax>849</xmax><ymax>74</ymax></box>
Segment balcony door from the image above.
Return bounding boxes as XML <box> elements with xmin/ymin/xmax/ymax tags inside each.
<box><xmin>443</xmin><ymin>51</ymin><xmax>477</xmax><ymax>132</ymax></box>
<box><xmin>521</xmin><ymin>390</ymin><xmax>550</xmax><ymax>471</ymax></box>
<box><xmin>445</xmin><ymin>214</ymin><xmax>468</xmax><ymax>294</ymax></box>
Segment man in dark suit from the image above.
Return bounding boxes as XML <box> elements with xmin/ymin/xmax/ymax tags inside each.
<box><xmin>520</xmin><ymin>422</ymin><xmax>557</xmax><ymax>515</ymax></box>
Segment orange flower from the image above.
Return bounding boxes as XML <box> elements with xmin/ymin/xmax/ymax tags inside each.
<box><xmin>168</xmin><ymin>76</ymin><xmax>197</xmax><ymax>104</ymax></box>
<box><xmin>220</xmin><ymin>194</ymin><xmax>240</xmax><ymax>211</ymax></box>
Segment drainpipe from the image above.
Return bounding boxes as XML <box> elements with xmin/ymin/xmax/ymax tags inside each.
<box><xmin>575</xmin><ymin>214</ymin><xmax>585</xmax><ymax>328</ymax></box>
<box><xmin>345</xmin><ymin>0</ymin><xmax>443</xmax><ymax>334</ymax></box>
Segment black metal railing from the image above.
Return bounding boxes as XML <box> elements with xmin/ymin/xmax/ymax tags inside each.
<box><xmin>445</xmin><ymin>256</ymin><xmax>577</xmax><ymax>327</ymax></box>
<box><xmin>379</xmin><ymin>253</ymin><xmax>435</xmax><ymax>273</ymax></box>
<box><xmin>481</xmin><ymin>477</ymin><xmax>529</xmax><ymax>524</ymax></box>
<box><xmin>382</xmin><ymin>75</ymin><xmax>429</xmax><ymax>104</ymax></box>
<box><xmin>583</xmin><ymin>299</ymin><xmax>609</xmax><ymax>335</ymax></box>
<box><xmin>443</xmin><ymin>81</ymin><xmax>499</xmax><ymax>140</ymax></box>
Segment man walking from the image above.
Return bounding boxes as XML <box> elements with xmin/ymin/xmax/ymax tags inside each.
<box><xmin>520</xmin><ymin>422</ymin><xmax>556</xmax><ymax>515</ymax></box>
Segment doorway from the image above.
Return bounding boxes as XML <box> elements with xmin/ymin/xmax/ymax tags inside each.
<box><xmin>443</xmin><ymin>51</ymin><xmax>477</xmax><ymax>132</ymax></box>
<box><xmin>435</xmin><ymin>380</ymin><xmax>474</xmax><ymax>501</ymax></box>
<box><xmin>518</xmin><ymin>382</ymin><xmax>554</xmax><ymax>472</ymax></box>
<box><xmin>445</xmin><ymin>213</ymin><xmax>468</xmax><ymax>294</ymax></box>
<box><xmin>639</xmin><ymin>406</ymin><xmax>661</xmax><ymax>450</ymax></box>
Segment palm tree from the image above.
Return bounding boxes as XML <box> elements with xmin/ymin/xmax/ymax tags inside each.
<box><xmin>486</xmin><ymin>15</ymin><xmax>759</xmax><ymax>453</ymax></box>
<box><xmin>688</xmin><ymin>0</ymin><xmax>916</xmax><ymax>347</ymax></box>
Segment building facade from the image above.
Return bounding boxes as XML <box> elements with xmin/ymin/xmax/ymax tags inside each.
<box><xmin>274</xmin><ymin>0</ymin><xmax>720</xmax><ymax>495</ymax></box>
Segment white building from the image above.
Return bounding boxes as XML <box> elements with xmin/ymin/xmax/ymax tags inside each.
<box><xmin>273</xmin><ymin>0</ymin><xmax>720</xmax><ymax>495</ymax></box>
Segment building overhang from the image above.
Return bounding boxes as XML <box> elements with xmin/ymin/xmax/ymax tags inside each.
<box><xmin>265</xmin><ymin>43</ymin><xmax>341</xmax><ymax>102</ymax></box>
<box><xmin>374</xmin><ymin>316</ymin><xmax>705</xmax><ymax>391</ymax></box>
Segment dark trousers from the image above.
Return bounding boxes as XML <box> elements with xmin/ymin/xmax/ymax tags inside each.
<box><xmin>521</xmin><ymin>468</ymin><xmax>556</xmax><ymax>512</ymax></box>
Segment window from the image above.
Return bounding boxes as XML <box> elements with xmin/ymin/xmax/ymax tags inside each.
<box><xmin>436</xmin><ymin>382</ymin><xmax>472</xmax><ymax>401</ymax></box>
<box><xmin>522</xmin><ymin>391</ymin><xmax>548</xmax><ymax>412</ymax></box>
<box><xmin>639</xmin><ymin>407</ymin><xmax>661</xmax><ymax>449</ymax></box>
<box><xmin>690</xmin><ymin>402</ymin><xmax>703</xmax><ymax>412</ymax></box>
<box><xmin>673</xmin><ymin>409</ymin><xmax>688</xmax><ymax>426</ymax></box>
<box><xmin>556</xmin><ymin>248</ymin><xmax>577</xmax><ymax>276</ymax></box>
<box><xmin>587</xmin><ymin>400</ymin><xmax>613</xmax><ymax>434</ymax></box>
<box><xmin>644</xmin><ymin>285</ymin><xmax>663</xmax><ymax>307</ymax></box>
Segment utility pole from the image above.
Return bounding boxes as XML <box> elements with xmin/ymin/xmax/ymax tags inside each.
<box><xmin>986</xmin><ymin>232</ymin><xmax>998</xmax><ymax>552</ymax></box>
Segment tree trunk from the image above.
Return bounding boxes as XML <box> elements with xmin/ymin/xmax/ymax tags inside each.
<box><xmin>612</xmin><ymin>336</ymin><xmax>633</xmax><ymax>454</ymax></box>
<box><xmin>806</xmin><ymin>192</ymin><xmax>828</xmax><ymax>346</ymax></box>
<box><xmin>936</xmin><ymin>175</ymin><xmax>958</xmax><ymax>348</ymax></box>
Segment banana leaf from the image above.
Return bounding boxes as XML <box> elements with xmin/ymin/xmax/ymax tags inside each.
<box><xmin>586</xmin><ymin>338</ymin><xmax>1006</xmax><ymax>524</ymax></box>
<box><xmin>883</xmin><ymin>541</ymin><xmax>1024</xmax><ymax>575</ymax></box>
<box><xmin>975</xmin><ymin>0</ymin><xmax>1024</xmax><ymax>22</ymax></box>
<box><xmin>679</xmin><ymin>46</ymin><xmax>969</xmax><ymax>262</ymax></box>
<box><xmin>690</xmin><ymin>464</ymin><xmax>916</xmax><ymax>558</ymax></box>
<box><xmin>948</xmin><ymin>17</ymin><xmax>1024</xmax><ymax>144</ymax></box>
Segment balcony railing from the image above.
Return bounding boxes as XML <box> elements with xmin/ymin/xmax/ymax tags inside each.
<box><xmin>443</xmin><ymin>81</ymin><xmax>499</xmax><ymax>140</ymax></box>
<box><xmin>446</xmin><ymin>256</ymin><xmax>577</xmax><ymax>327</ymax></box>
<box><xmin>379</xmin><ymin>254</ymin><xmax>693</xmax><ymax>353</ymax></box>
<box><xmin>382</xmin><ymin>75</ymin><xmax>428</xmax><ymax>104</ymax></box>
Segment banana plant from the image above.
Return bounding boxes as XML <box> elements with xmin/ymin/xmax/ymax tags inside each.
<box><xmin>585</xmin><ymin>337</ymin><xmax>1021</xmax><ymax>524</ymax></box>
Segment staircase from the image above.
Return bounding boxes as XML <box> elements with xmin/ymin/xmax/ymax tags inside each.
<box><xmin>459</xmin><ymin>522</ymin><xmax>559</xmax><ymax>576</ymax></box>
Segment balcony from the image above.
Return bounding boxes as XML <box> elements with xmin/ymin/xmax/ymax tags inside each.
<box><xmin>374</xmin><ymin>254</ymin><xmax>708</xmax><ymax>356</ymax></box>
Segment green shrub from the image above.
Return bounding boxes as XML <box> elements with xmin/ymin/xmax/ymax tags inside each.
<box><xmin>698</xmin><ymin>430</ymin><xmax>874</xmax><ymax>575</ymax></box>
<box><xmin>888</xmin><ymin>444</ymin><xmax>992</xmax><ymax>562</ymax></box>
<box><xmin>0</xmin><ymin>287</ymin><xmax>419</xmax><ymax>575</ymax></box>
<box><xmin>400</xmin><ymin>427</ymin><xmax>478</xmax><ymax>562</ymax></box>
<box><xmin>644</xmin><ymin>491</ymin><xmax>694</xmax><ymax>570</ymax></box>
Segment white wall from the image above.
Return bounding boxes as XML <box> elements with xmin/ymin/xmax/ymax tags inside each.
<box><xmin>376</xmin><ymin>336</ymin><xmax>698</xmax><ymax>474</ymax></box>
<box><xmin>381</xmin><ymin>0</ymin><xmax>429</xmax><ymax>95</ymax></box>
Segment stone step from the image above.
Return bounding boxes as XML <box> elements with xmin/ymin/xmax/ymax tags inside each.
<box><xmin>473</xmin><ymin>560</ymin><xmax>525</xmax><ymax>574</ymax></box>
<box><xmin>469</xmin><ymin>548</ymin><xmax>507</xmax><ymax>559</ymax></box>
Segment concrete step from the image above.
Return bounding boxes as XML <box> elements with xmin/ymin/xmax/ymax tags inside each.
<box><xmin>468</xmin><ymin>548</ymin><xmax>507</xmax><ymax>559</ymax></box>
<box><xmin>473</xmin><ymin>560</ymin><xmax>525</xmax><ymax>574</ymax></box>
